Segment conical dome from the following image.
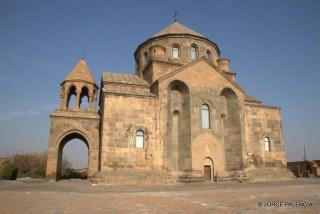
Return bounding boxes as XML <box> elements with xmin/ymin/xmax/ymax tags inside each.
<box><xmin>135</xmin><ymin>22</ymin><xmax>220</xmax><ymax>58</ymax></box>
<box><xmin>152</xmin><ymin>21</ymin><xmax>205</xmax><ymax>38</ymax></box>
<box><xmin>64</xmin><ymin>58</ymin><xmax>97</xmax><ymax>85</ymax></box>
<box><xmin>134</xmin><ymin>22</ymin><xmax>220</xmax><ymax>80</ymax></box>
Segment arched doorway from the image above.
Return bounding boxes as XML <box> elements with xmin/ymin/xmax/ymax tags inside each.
<box><xmin>57</xmin><ymin>132</ymin><xmax>89</xmax><ymax>180</ymax></box>
<box><xmin>204</xmin><ymin>157</ymin><xmax>214</xmax><ymax>181</ymax></box>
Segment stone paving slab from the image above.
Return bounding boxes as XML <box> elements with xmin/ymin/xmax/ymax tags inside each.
<box><xmin>0</xmin><ymin>178</ymin><xmax>319</xmax><ymax>213</ymax></box>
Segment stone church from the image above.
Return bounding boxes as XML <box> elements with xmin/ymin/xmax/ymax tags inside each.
<box><xmin>46</xmin><ymin>22</ymin><xmax>293</xmax><ymax>183</ymax></box>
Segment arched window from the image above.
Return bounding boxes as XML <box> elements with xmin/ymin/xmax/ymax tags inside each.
<box><xmin>144</xmin><ymin>52</ymin><xmax>148</xmax><ymax>61</ymax></box>
<box><xmin>80</xmin><ymin>86</ymin><xmax>89</xmax><ymax>110</ymax></box>
<box><xmin>172</xmin><ymin>45</ymin><xmax>179</xmax><ymax>59</ymax></box>
<box><xmin>206</xmin><ymin>50</ymin><xmax>212</xmax><ymax>61</ymax></box>
<box><xmin>264</xmin><ymin>136</ymin><xmax>271</xmax><ymax>152</ymax></box>
<box><xmin>191</xmin><ymin>45</ymin><xmax>198</xmax><ymax>60</ymax></box>
<box><xmin>201</xmin><ymin>104</ymin><xmax>210</xmax><ymax>129</ymax></box>
<box><xmin>135</xmin><ymin>130</ymin><xmax>144</xmax><ymax>148</ymax></box>
<box><xmin>67</xmin><ymin>85</ymin><xmax>77</xmax><ymax>109</ymax></box>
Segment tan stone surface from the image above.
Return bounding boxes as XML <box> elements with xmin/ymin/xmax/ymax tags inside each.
<box><xmin>100</xmin><ymin>93</ymin><xmax>160</xmax><ymax>170</ymax></box>
<box><xmin>0</xmin><ymin>179</ymin><xmax>319</xmax><ymax>213</ymax></box>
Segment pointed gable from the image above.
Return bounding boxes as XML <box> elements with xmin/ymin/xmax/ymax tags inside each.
<box><xmin>152</xmin><ymin>21</ymin><xmax>205</xmax><ymax>38</ymax></box>
<box><xmin>158</xmin><ymin>57</ymin><xmax>245</xmax><ymax>94</ymax></box>
<box><xmin>64</xmin><ymin>58</ymin><xmax>97</xmax><ymax>85</ymax></box>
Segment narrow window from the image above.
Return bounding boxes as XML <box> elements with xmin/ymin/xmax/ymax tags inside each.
<box><xmin>201</xmin><ymin>104</ymin><xmax>210</xmax><ymax>129</ymax></box>
<box><xmin>136</xmin><ymin>130</ymin><xmax>144</xmax><ymax>148</ymax></box>
<box><xmin>191</xmin><ymin>45</ymin><xmax>198</xmax><ymax>60</ymax></box>
<box><xmin>264</xmin><ymin>137</ymin><xmax>271</xmax><ymax>152</ymax></box>
<box><xmin>144</xmin><ymin>52</ymin><xmax>148</xmax><ymax>61</ymax></box>
<box><xmin>136</xmin><ymin>59</ymin><xmax>140</xmax><ymax>71</ymax></box>
<box><xmin>172</xmin><ymin>45</ymin><xmax>179</xmax><ymax>59</ymax></box>
<box><xmin>206</xmin><ymin>50</ymin><xmax>212</xmax><ymax>61</ymax></box>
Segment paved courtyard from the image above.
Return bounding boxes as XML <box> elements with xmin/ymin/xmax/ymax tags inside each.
<box><xmin>0</xmin><ymin>178</ymin><xmax>319</xmax><ymax>213</ymax></box>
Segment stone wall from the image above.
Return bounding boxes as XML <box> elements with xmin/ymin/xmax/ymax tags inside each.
<box><xmin>157</xmin><ymin>60</ymin><xmax>246</xmax><ymax>176</ymax></box>
<box><xmin>100</xmin><ymin>91</ymin><xmax>161</xmax><ymax>170</ymax></box>
<box><xmin>136</xmin><ymin>36</ymin><xmax>219</xmax><ymax>81</ymax></box>
<box><xmin>244</xmin><ymin>104</ymin><xmax>286</xmax><ymax>168</ymax></box>
<box><xmin>105</xmin><ymin>83</ymin><xmax>150</xmax><ymax>95</ymax></box>
<box><xmin>46</xmin><ymin>110</ymin><xmax>100</xmax><ymax>179</ymax></box>
<box><xmin>142</xmin><ymin>60</ymin><xmax>182</xmax><ymax>84</ymax></box>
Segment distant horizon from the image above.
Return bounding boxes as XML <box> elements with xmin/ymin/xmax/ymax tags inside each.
<box><xmin>1</xmin><ymin>0</ymin><xmax>319</xmax><ymax>168</ymax></box>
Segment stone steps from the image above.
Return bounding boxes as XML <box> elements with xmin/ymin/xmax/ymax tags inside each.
<box><xmin>176</xmin><ymin>171</ymin><xmax>206</xmax><ymax>183</ymax></box>
<box><xmin>216</xmin><ymin>170</ymin><xmax>249</xmax><ymax>182</ymax></box>
<box><xmin>244</xmin><ymin>167</ymin><xmax>296</xmax><ymax>181</ymax></box>
<box><xmin>90</xmin><ymin>170</ymin><xmax>210</xmax><ymax>185</ymax></box>
<box><xmin>177</xmin><ymin>177</ymin><xmax>206</xmax><ymax>183</ymax></box>
<box><xmin>90</xmin><ymin>170</ymin><xmax>176</xmax><ymax>185</ymax></box>
<box><xmin>90</xmin><ymin>168</ymin><xmax>295</xmax><ymax>185</ymax></box>
<box><xmin>177</xmin><ymin>175</ymin><xmax>206</xmax><ymax>183</ymax></box>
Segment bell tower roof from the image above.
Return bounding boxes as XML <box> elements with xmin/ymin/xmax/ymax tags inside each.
<box><xmin>63</xmin><ymin>58</ymin><xmax>97</xmax><ymax>85</ymax></box>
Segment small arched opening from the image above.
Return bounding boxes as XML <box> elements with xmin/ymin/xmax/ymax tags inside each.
<box><xmin>191</xmin><ymin>44</ymin><xmax>198</xmax><ymax>60</ymax></box>
<box><xmin>172</xmin><ymin>45</ymin><xmax>180</xmax><ymax>59</ymax></box>
<box><xmin>135</xmin><ymin>130</ymin><xmax>144</xmax><ymax>149</ymax></box>
<box><xmin>206</xmin><ymin>50</ymin><xmax>212</xmax><ymax>62</ymax></box>
<box><xmin>67</xmin><ymin>85</ymin><xmax>77</xmax><ymax>109</ymax></box>
<box><xmin>149</xmin><ymin>45</ymin><xmax>166</xmax><ymax>59</ymax></box>
<box><xmin>144</xmin><ymin>52</ymin><xmax>148</xmax><ymax>62</ymax></box>
<box><xmin>80</xmin><ymin>86</ymin><xmax>89</xmax><ymax>110</ymax></box>
<box><xmin>204</xmin><ymin>157</ymin><xmax>214</xmax><ymax>181</ymax></box>
<box><xmin>57</xmin><ymin>132</ymin><xmax>89</xmax><ymax>180</ymax></box>
<box><xmin>264</xmin><ymin>136</ymin><xmax>271</xmax><ymax>152</ymax></box>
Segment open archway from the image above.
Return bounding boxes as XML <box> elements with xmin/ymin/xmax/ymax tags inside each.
<box><xmin>67</xmin><ymin>85</ymin><xmax>77</xmax><ymax>109</ymax></box>
<box><xmin>56</xmin><ymin>132</ymin><xmax>89</xmax><ymax>180</ymax></box>
<box><xmin>80</xmin><ymin>86</ymin><xmax>90</xmax><ymax>110</ymax></box>
<box><xmin>60</xmin><ymin>139</ymin><xmax>89</xmax><ymax>179</ymax></box>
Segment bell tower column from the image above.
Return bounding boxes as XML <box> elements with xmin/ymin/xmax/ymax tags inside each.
<box><xmin>59</xmin><ymin>87</ymin><xmax>65</xmax><ymax>110</ymax></box>
<box><xmin>76</xmin><ymin>87</ymin><xmax>82</xmax><ymax>109</ymax></box>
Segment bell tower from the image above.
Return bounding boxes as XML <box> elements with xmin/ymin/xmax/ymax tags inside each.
<box><xmin>46</xmin><ymin>58</ymin><xmax>100</xmax><ymax>180</ymax></box>
<box><xmin>58</xmin><ymin>57</ymin><xmax>99</xmax><ymax>111</ymax></box>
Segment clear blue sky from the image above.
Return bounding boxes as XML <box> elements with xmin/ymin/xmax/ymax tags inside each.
<box><xmin>1</xmin><ymin>0</ymin><xmax>319</xmax><ymax>167</ymax></box>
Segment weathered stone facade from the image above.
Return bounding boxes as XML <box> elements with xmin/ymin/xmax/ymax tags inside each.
<box><xmin>46</xmin><ymin>22</ymin><xmax>292</xmax><ymax>182</ymax></box>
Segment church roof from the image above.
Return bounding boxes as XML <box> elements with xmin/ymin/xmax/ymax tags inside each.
<box><xmin>152</xmin><ymin>21</ymin><xmax>205</xmax><ymax>38</ymax></box>
<box><xmin>245</xmin><ymin>95</ymin><xmax>261</xmax><ymax>103</ymax></box>
<box><xmin>102</xmin><ymin>72</ymin><xmax>148</xmax><ymax>86</ymax></box>
<box><xmin>64</xmin><ymin>58</ymin><xmax>97</xmax><ymax>85</ymax></box>
<box><xmin>135</xmin><ymin>21</ymin><xmax>220</xmax><ymax>57</ymax></box>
